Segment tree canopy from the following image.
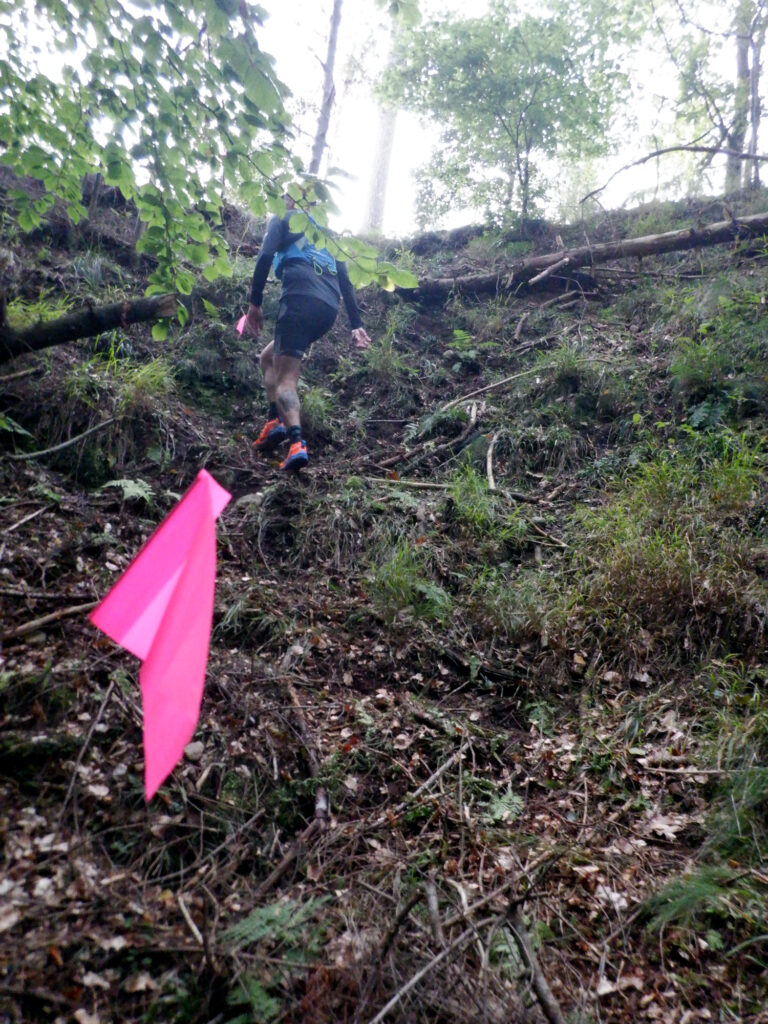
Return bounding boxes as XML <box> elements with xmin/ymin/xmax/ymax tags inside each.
<box><xmin>383</xmin><ymin>0</ymin><xmax>628</xmax><ymax>224</ymax></box>
<box><xmin>0</xmin><ymin>0</ymin><xmax>298</xmax><ymax>295</ymax></box>
<box><xmin>0</xmin><ymin>0</ymin><xmax>417</xmax><ymax>304</ymax></box>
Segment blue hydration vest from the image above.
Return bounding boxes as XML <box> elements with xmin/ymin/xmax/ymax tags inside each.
<box><xmin>272</xmin><ymin>214</ymin><xmax>337</xmax><ymax>279</ymax></box>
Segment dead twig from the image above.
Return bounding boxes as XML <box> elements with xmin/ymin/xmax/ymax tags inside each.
<box><xmin>486</xmin><ymin>431</ymin><xmax>499</xmax><ymax>491</ymax></box>
<box><xmin>254</xmin><ymin>816</ymin><xmax>325</xmax><ymax>899</ymax></box>
<box><xmin>2</xmin><ymin>599</ymin><xmax>99</xmax><ymax>642</ymax></box>
<box><xmin>366</xmin><ymin>917</ymin><xmax>499</xmax><ymax>1024</ymax></box>
<box><xmin>352</xmin><ymin>890</ymin><xmax>426</xmax><ymax>1024</ymax></box>
<box><xmin>527</xmin><ymin>519</ymin><xmax>568</xmax><ymax>549</ymax></box>
<box><xmin>254</xmin><ymin>650</ymin><xmax>329</xmax><ymax>898</ymax></box>
<box><xmin>424</xmin><ymin>876</ymin><xmax>446</xmax><ymax>946</ymax></box>
<box><xmin>5</xmin><ymin>417</ymin><xmax>117</xmax><ymax>461</ymax></box>
<box><xmin>371</xmin><ymin>747</ymin><xmax>464</xmax><ymax>828</ymax></box>
<box><xmin>57</xmin><ymin>677</ymin><xmax>117</xmax><ymax>832</ymax></box>
<box><xmin>508</xmin><ymin>904</ymin><xmax>567</xmax><ymax>1024</ymax></box>
<box><xmin>365</xmin><ymin>477</ymin><xmax>450</xmax><ymax>491</ymax></box>
<box><xmin>0</xmin><ymin>366</ymin><xmax>39</xmax><ymax>383</ymax></box>
<box><xmin>514</xmin><ymin>292</ymin><xmax>581</xmax><ymax>342</ymax></box>
<box><xmin>381</xmin><ymin>402</ymin><xmax>483</xmax><ymax>473</ymax></box>
<box><xmin>528</xmin><ymin>257</ymin><xmax>571</xmax><ymax>287</ymax></box>
<box><xmin>178</xmin><ymin>893</ymin><xmax>204</xmax><ymax>947</ymax></box>
<box><xmin>6</xmin><ymin>504</ymin><xmax>52</xmax><ymax>533</ymax></box>
<box><xmin>440</xmin><ymin>367</ymin><xmax>543</xmax><ymax>413</ymax></box>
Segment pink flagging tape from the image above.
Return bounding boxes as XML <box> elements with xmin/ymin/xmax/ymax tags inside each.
<box><xmin>90</xmin><ymin>469</ymin><xmax>231</xmax><ymax>799</ymax></box>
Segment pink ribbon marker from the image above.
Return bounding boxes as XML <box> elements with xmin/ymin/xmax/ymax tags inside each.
<box><xmin>90</xmin><ymin>469</ymin><xmax>231</xmax><ymax>799</ymax></box>
<box><xmin>236</xmin><ymin>314</ymin><xmax>247</xmax><ymax>335</ymax></box>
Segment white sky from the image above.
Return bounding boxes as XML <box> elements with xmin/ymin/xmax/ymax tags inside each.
<box><xmin>257</xmin><ymin>0</ymin><xmax>740</xmax><ymax>238</ymax></box>
<box><xmin>257</xmin><ymin>0</ymin><xmax>467</xmax><ymax>237</ymax></box>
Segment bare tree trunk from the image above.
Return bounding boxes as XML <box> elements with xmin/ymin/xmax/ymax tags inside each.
<box><xmin>747</xmin><ymin>13</ymin><xmax>767</xmax><ymax>187</ymax></box>
<box><xmin>727</xmin><ymin>0</ymin><xmax>753</xmax><ymax>192</ymax></box>
<box><xmin>364</xmin><ymin>104</ymin><xmax>397</xmax><ymax>233</ymax></box>
<box><xmin>309</xmin><ymin>0</ymin><xmax>344</xmax><ymax>176</ymax></box>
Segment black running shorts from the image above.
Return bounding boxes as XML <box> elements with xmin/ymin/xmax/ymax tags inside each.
<box><xmin>273</xmin><ymin>295</ymin><xmax>338</xmax><ymax>359</ymax></box>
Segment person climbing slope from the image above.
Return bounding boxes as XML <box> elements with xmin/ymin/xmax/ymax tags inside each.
<box><xmin>244</xmin><ymin>193</ymin><xmax>372</xmax><ymax>471</ymax></box>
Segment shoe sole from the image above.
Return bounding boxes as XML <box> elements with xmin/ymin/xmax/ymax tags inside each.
<box><xmin>281</xmin><ymin>454</ymin><xmax>309</xmax><ymax>472</ymax></box>
<box><xmin>253</xmin><ymin>429</ymin><xmax>287</xmax><ymax>453</ymax></box>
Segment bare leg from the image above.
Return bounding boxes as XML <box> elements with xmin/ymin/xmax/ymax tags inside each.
<box><xmin>273</xmin><ymin>353</ymin><xmax>303</xmax><ymax>430</ymax></box>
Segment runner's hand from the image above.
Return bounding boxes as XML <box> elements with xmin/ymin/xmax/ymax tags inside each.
<box><xmin>246</xmin><ymin>304</ymin><xmax>263</xmax><ymax>336</ymax></box>
<box><xmin>351</xmin><ymin>327</ymin><xmax>371</xmax><ymax>350</ymax></box>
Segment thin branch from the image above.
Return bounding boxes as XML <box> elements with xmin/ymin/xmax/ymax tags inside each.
<box><xmin>528</xmin><ymin>257</ymin><xmax>571</xmax><ymax>287</ymax></box>
<box><xmin>2</xmin><ymin>600</ymin><xmax>99</xmax><ymax>642</ymax></box>
<box><xmin>508</xmin><ymin>905</ymin><xmax>567</xmax><ymax>1024</ymax></box>
<box><xmin>0</xmin><ymin>367</ymin><xmax>38</xmax><ymax>383</ymax></box>
<box><xmin>366</xmin><ymin>919</ymin><xmax>498</xmax><ymax>1024</ymax></box>
<box><xmin>5</xmin><ymin>418</ymin><xmax>117</xmax><ymax>461</ymax></box>
<box><xmin>583</xmin><ymin>145</ymin><xmax>768</xmax><ymax>205</ymax></box>
<box><xmin>57</xmin><ymin>677</ymin><xmax>117</xmax><ymax>831</ymax></box>
<box><xmin>178</xmin><ymin>894</ymin><xmax>204</xmax><ymax>946</ymax></box>
<box><xmin>440</xmin><ymin>367</ymin><xmax>543</xmax><ymax>412</ymax></box>
<box><xmin>7</xmin><ymin>505</ymin><xmax>52</xmax><ymax>533</ymax></box>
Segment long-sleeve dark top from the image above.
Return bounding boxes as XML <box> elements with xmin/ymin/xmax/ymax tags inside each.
<box><xmin>249</xmin><ymin>212</ymin><xmax>363</xmax><ymax>330</ymax></box>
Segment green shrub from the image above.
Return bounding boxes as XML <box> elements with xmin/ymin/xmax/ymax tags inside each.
<box><xmin>370</xmin><ymin>539</ymin><xmax>452</xmax><ymax>623</ymax></box>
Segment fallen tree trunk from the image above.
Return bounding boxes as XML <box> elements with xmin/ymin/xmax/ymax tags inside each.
<box><xmin>0</xmin><ymin>293</ymin><xmax>178</xmax><ymax>364</ymax></box>
<box><xmin>398</xmin><ymin>210</ymin><xmax>768</xmax><ymax>303</ymax></box>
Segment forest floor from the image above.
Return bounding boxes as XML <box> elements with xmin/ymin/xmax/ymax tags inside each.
<box><xmin>1</xmin><ymin>184</ymin><xmax>767</xmax><ymax>1024</ymax></box>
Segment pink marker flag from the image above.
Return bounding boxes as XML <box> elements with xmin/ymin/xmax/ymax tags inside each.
<box><xmin>236</xmin><ymin>314</ymin><xmax>247</xmax><ymax>335</ymax></box>
<box><xmin>90</xmin><ymin>469</ymin><xmax>231</xmax><ymax>799</ymax></box>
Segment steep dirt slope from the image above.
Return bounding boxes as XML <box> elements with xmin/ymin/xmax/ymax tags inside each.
<box><xmin>1</xmin><ymin>186</ymin><xmax>767</xmax><ymax>1023</ymax></box>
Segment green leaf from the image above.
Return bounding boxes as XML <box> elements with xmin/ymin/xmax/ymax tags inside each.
<box><xmin>175</xmin><ymin>270</ymin><xmax>196</xmax><ymax>295</ymax></box>
<box><xmin>287</xmin><ymin>212</ymin><xmax>310</xmax><ymax>234</ymax></box>
<box><xmin>212</xmin><ymin>255</ymin><xmax>233</xmax><ymax>278</ymax></box>
<box><xmin>17</xmin><ymin>207</ymin><xmax>41</xmax><ymax>232</ymax></box>
<box><xmin>483</xmin><ymin>786</ymin><xmax>524</xmax><ymax>824</ymax></box>
<box><xmin>99</xmin><ymin>478</ymin><xmax>155</xmax><ymax>504</ymax></box>
<box><xmin>347</xmin><ymin>262</ymin><xmax>374</xmax><ymax>289</ymax></box>
<box><xmin>383</xmin><ymin>265</ymin><xmax>419</xmax><ymax>288</ymax></box>
<box><xmin>152</xmin><ymin>322</ymin><xmax>169</xmax><ymax>341</ymax></box>
<box><xmin>0</xmin><ymin>413</ymin><xmax>33</xmax><ymax>437</ymax></box>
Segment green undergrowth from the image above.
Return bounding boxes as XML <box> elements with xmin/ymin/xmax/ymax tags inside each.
<box><xmin>5</xmin><ymin>189</ymin><xmax>768</xmax><ymax>1022</ymax></box>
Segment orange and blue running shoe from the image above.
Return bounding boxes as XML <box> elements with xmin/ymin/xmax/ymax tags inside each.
<box><xmin>253</xmin><ymin>417</ymin><xmax>286</xmax><ymax>452</ymax></box>
<box><xmin>280</xmin><ymin>440</ymin><xmax>309</xmax><ymax>471</ymax></box>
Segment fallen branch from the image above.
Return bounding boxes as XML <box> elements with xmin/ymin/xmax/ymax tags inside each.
<box><xmin>527</xmin><ymin>257</ymin><xmax>571</xmax><ymax>287</ymax></box>
<box><xmin>0</xmin><ymin>293</ymin><xmax>177</xmax><ymax>364</ymax></box>
<box><xmin>440</xmin><ymin>367</ymin><xmax>543</xmax><ymax>412</ymax></box>
<box><xmin>254</xmin><ymin>815</ymin><xmax>325</xmax><ymax>900</ymax></box>
<box><xmin>366</xmin><ymin>919</ymin><xmax>497</xmax><ymax>1024</ymax></box>
<box><xmin>508</xmin><ymin>905</ymin><xmax>566</xmax><ymax>1024</ymax></box>
<box><xmin>5</xmin><ymin>417</ymin><xmax>117</xmax><ymax>461</ymax></box>
<box><xmin>398</xmin><ymin>210</ymin><xmax>768</xmax><ymax>303</ymax></box>
<box><xmin>2</xmin><ymin>600</ymin><xmax>99</xmax><ymax>641</ymax></box>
